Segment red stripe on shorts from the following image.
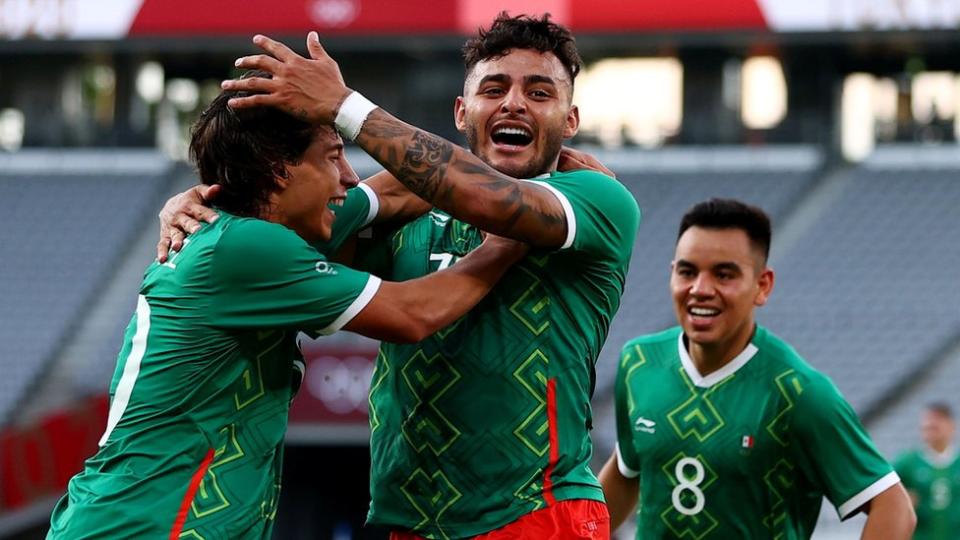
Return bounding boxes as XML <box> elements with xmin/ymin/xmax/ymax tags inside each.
<box><xmin>169</xmin><ymin>448</ymin><xmax>215</xmax><ymax>540</ymax></box>
<box><xmin>542</xmin><ymin>377</ymin><xmax>559</xmax><ymax>507</ymax></box>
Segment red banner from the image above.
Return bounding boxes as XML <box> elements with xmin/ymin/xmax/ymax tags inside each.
<box><xmin>570</xmin><ymin>0</ymin><xmax>767</xmax><ymax>31</ymax></box>
<box><xmin>130</xmin><ymin>0</ymin><xmax>458</xmax><ymax>35</ymax></box>
<box><xmin>0</xmin><ymin>395</ymin><xmax>108</xmax><ymax>511</ymax></box>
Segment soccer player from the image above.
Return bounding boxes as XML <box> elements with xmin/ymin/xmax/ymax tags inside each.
<box><xmin>46</xmin><ymin>74</ymin><xmax>526</xmax><ymax>539</ymax></box>
<box><xmin>598</xmin><ymin>198</ymin><xmax>915</xmax><ymax>539</ymax></box>
<box><xmin>217</xmin><ymin>14</ymin><xmax>640</xmax><ymax>539</ymax></box>
<box><xmin>894</xmin><ymin>402</ymin><xmax>960</xmax><ymax>540</ymax></box>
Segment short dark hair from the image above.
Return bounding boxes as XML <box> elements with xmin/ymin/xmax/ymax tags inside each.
<box><xmin>678</xmin><ymin>198</ymin><xmax>772</xmax><ymax>262</ymax></box>
<box><xmin>462</xmin><ymin>12</ymin><xmax>583</xmax><ymax>83</ymax></box>
<box><xmin>189</xmin><ymin>70</ymin><xmax>319</xmax><ymax>218</ymax></box>
<box><xmin>926</xmin><ymin>401</ymin><xmax>954</xmax><ymax>419</ymax></box>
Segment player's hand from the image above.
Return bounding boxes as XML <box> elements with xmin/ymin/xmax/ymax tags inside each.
<box><xmin>558</xmin><ymin>146</ymin><xmax>616</xmax><ymax>177</ymax></box>
<box><xmin>479</xmin><ymin>232</ymin><xmax>530</xmax><ymax>265</ymax></box>
<box><xmin>157</xmin><ymin>184</ymin><xmax>221</xmax><ymax>263</ymax></box>
<box><xmin>222</xmin><ymin>32</ymin><xmax>350</xmax><ymax>125</ymax></box>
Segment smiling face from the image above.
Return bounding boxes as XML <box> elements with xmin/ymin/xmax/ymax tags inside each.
<box><xmin>671</xmin><ymin>226</ymin><xmax>774</xmax><ymax>363</ymax></box>
<box><xmin>455</xmin><ymin>48</ymin><xmax>579</xmax><ymax>179</ymax></box>
<box><xmin>272</xmin><ymin>126</ymin><xmax>359</xmax><ymax>243</ymax></box>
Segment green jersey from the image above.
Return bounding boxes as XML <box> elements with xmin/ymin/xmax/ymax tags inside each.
<box><xmin>48</xmin><ymin>188</ymin><xmax>378</xmax><ymax>539</ymax></box>
<box><xmin>358</xmin><ymin>170</ymin><xmax>640</xmax><ymax>538</ymax></box>
<box><xmin>615</xmin><ymin>326</ymin><xmax>898</xmax><ymax>539</ymax></box>
<box><xmin>894</xmin><ymin>448</ymin><xmax>960</xmax><ymax>540</ymax></box>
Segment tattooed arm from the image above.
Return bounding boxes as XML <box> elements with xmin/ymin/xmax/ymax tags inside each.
<box><xmin>352</xmin><ymin>110</ymin><xmax>567</xmax><ymax>246</ymax></box>
<box><xmin>223</xmin><ymin>32</ymin><xmax>569</xmax><ymax>248</ymax></box>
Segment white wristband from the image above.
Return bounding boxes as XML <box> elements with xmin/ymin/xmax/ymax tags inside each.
<box><xmin>335</xmin><ymin>91</ymin><xmax>377</xmax><ymax>141</ymax></box>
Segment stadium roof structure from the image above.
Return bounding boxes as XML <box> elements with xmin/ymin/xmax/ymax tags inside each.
<box><xmin>2</xmin><ymin>0</ymin><xmax>958</xmax><ymax>41</ymax></box>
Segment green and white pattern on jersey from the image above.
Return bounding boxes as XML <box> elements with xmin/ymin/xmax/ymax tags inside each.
<box><xmin>356</xmin><ymin>170</ymin><xmax>640</xmax><ymax>539</ymax></box>
<box><xmin>894</xmin><ymin>448</ymin><xmax>960</xmax><ymax>540</ymax></box>
<box><xmin>615</xmin><ymin>326</ymin><xmax>899</xmax><ymax>540</ymax></box>
<box><xmin>48</xmin><ymin>187</ymin><xmax>377</xmax><ymax>540</ymax></box>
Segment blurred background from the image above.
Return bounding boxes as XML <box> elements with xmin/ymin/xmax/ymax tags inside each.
<box><xmin>0</xmin><ymin>0</ymin><xmax>958</xmax><ymax>538</ymax></box>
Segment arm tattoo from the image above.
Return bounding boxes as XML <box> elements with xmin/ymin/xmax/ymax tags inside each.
<box><xmin>359</xmin><ymin>110</ymin><xmax>567</xmax><ymax>242</ymax></box>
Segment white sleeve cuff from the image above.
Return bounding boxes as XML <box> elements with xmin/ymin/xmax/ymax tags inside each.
<box><xmin>616</xmin><ymin>443</ymin><xmax>640</xmax><ymax>479</ymax></box>
<box><xmin>836</xmin><ymin>471</ymin><xmax>901</xmax><ymax>519</ymax></box>
<box><xmin>319</xmin><ymin>276</ymin><xmax>382</xmax><ymax>335</ymax></box>
<box><xmin>357</xmin><ymin>183</ymin><xmax>380</xmax><ymax>227</ymax></box>
<box><xmin>521</xmin><ymin>179</ymin><xmax>576</xmax><ymax>250</ymax></box>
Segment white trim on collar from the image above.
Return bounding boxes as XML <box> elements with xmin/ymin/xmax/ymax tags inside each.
<box><xmin>924</xmin><ymin>445</ymin><xmax>958</xmax><ymax>467</ymax></box>
<box><xmin>677</xmin><ymin>332</ymin><xmax>759</xmax><ymax>388</ymax></box>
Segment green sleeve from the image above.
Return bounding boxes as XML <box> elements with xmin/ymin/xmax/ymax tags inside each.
<box><xmin>615</xmin><ymin>341</ymin><xmax>641</xmax><ymax>478</ymax></box>
<box><xmin>209</xmin><ymin>217</ymin><xmax>380</xmax><ymax>337</ymax></box>
<box><xmin>313</xmin><ymin>183</ymin><xmax>378</xmax><ymax>256</ymax></box>
<box><xmin>535</xmin><ymin>171</ymin><xmax>640</xmax><ymax>263</ymax></box>
<box><xmin>792</xmin><ymin>373</ymin><xmax>899</xmax><ymax>519</ymax></box>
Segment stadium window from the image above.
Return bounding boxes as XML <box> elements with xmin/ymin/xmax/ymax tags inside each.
<box><xmin>873</xmin><ymin>77</ymin><xmax>899</xmax><ymax>142</ymax></box>
<box><xmin>741</xmin><ymin>56</ymin><xmax>787</xmax><ymax>130</ymax></box>
<box><xmin>84</xmin><ymin>63</ymin><xmax>116</xmax><ymax>127</ymax></box>
<box><xmin>0</xmin><ymin>108</ymin><xmax>24</xmax><ymax>151</ymax></box>
<box><xmin>841</xmin><ymin>73</ymin><xmax>876</xmax><ymax>162</ymax></box>
<box><xmin>166</xmin><ymin>79</ymin><xmax>199</xmax><ymax>112</ymax></box>
<box><xmin>574</xmin><ymin>58</ymin><xmax>683</xmax><ymax>148</ymax></box>
<box><xmin>135</xmin><ymin>61</ymin><xmax>164</xmax><ymax>105</ymax></box>
<box><xmin>911</xmin><ymin>71</ymin><xmax>956</xmax><ymax>123</ymax></box>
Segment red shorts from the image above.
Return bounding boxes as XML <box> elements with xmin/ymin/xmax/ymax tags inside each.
<box><xmin>389</xmin><ymin>499</ymin><xmax>610</xmax><ymax>540</ymax></box>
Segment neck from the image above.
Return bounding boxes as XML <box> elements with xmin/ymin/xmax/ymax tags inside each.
<box><xmin>929</xmin><ymin>440</ymin><xmax>951</xmax><ymax>454</ymax></box>
<box><xmin>686</xmin><ymin>324</ymin><xmax>756</xmax><ymax>377</ymax></box>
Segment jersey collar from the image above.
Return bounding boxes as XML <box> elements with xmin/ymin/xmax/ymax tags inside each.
<box><xmin>677</xmin><ymin>332</ymin><xmax>759</xmax><ymax>388</ymax></box>
<box><xmin>924</xmin><ymin>445</ymin><xmax>958</xmax><ymax>467</ymax></box>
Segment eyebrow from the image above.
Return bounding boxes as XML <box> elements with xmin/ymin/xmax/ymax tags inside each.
<box><xmin>674</xmin><ymin>260</ymin><xmax>742</xmax><ymax>272</ymax></box>
<box><xmin>476</xmin><ymin>74</ymin><xmax>559</xmax><ymax>87</ymax></box>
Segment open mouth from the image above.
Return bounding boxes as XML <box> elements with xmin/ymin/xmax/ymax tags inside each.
<box><xmin>688</xmin><ymin>306</ymin><xmax>720</xmax><ymax>318</ymax></box>
<box><xmin>491</xmin><ymin>126</ymin><xmax>533</xmax><ymax>148</ymax></box>
<box><xmin>327</xmin><ymin>196</ymin><xmax>346</xmax><ymax>207</ymax></box>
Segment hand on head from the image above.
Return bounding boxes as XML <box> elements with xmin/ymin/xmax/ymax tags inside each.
<box><xmin>221</xmin><ymin>32</ymin><xmax>351</xmax><ymax>126</ymax></box>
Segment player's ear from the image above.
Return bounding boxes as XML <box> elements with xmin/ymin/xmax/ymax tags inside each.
<box><xmin>454</xmin><ymin>96</ymin><xmax>467</xmax><ymax>134</ymax></box>
<box><xmin>754</xmin><ymin>267</ymin><xmax>775</xmax><ymax>307</ymax></box>
<box><xmin>563</xmin><ymin>104</ymin><xmax>580</xmax><ymax>139</ymax></box>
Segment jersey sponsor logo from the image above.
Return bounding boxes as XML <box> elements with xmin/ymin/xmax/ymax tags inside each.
<box><xmin>635</xmin><ymin>416</ymin><xmax>657</xmax><ymax>434</ymax></box>
<box><xmin>314</xmin><ymin>261</ymin><xmax>337</xmax><ymax>275</ymax></box>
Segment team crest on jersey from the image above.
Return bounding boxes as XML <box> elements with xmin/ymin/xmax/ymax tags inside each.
<box><xmin>428</xmin><ymin>211</ymin><xmax>451</xmax><ymax>227</ymax></box>
<box><xmin>635</xmin><ymin>416</ymin><xmax>656</xmax><ymax>434</ymax></box>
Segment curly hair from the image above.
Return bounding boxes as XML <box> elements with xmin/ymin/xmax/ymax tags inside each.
<box><xmin>189</xmin><ymin>70</ymin><xmax>318</xmax><ymax>218</ymax></box>
<box><xmin>462</xmin><ymin>12</ymin><xmax>583</xmax><ymax>83</ymax></box>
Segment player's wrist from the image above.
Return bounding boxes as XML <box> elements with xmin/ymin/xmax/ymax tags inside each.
<box><xmin>335</xmin><ymin>91</ymin><xmax>378</xmax><ymax>141</ymax></box>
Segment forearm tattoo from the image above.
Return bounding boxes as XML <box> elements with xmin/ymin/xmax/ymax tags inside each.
<box><xmin>360</xmin><ymin>110</ymin><xmax>565</xmax><ymax>239</ymax></box>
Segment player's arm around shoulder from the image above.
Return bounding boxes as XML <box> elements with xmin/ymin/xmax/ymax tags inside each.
<box><xmin>343</xmin><ymin>233</ymin><xmax>528</xmax><ymax>343</ymax></box>
<box><xmin>790</xmin><ymin>372</ymin><xmax>914</xmax><ymax>538</ymax></box>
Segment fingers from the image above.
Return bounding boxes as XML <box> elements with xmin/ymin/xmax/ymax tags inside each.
<box><xmin>227</xmin><ymin>92</ymin><xmax>278</xmax><ymax>110</ymax></box>
<box><xmin>251</xmin><ymin>34</ymin><xmax>299</xmax><ymax>62</ymax></box>
<box><xmin>233</xmin><ymin>53</ymin><xmax>285</xmax><ymax>74</ymax></box>
<box><xmin>221</xmin><ymin>74</ymin><xmax>279</xmax><ymax>94</ymax></box>
<box><xmin>156</xmin><ymin>237</ymin><xmax>170</xmax><ymax>263</ymax></box>
<box><xmin>168</xmin><ymin>228</ymin><xmax>186</xmax><ymax>253</ymax></box>
<box><xmin>306</xmin><ymin>31</ymin><xmax>328</xmax><ymax>61</ymax></box>
<box><xmin>200</xmin><ymin>183</ymin><xmax>222</xmax><ymax>203</ymax></box>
